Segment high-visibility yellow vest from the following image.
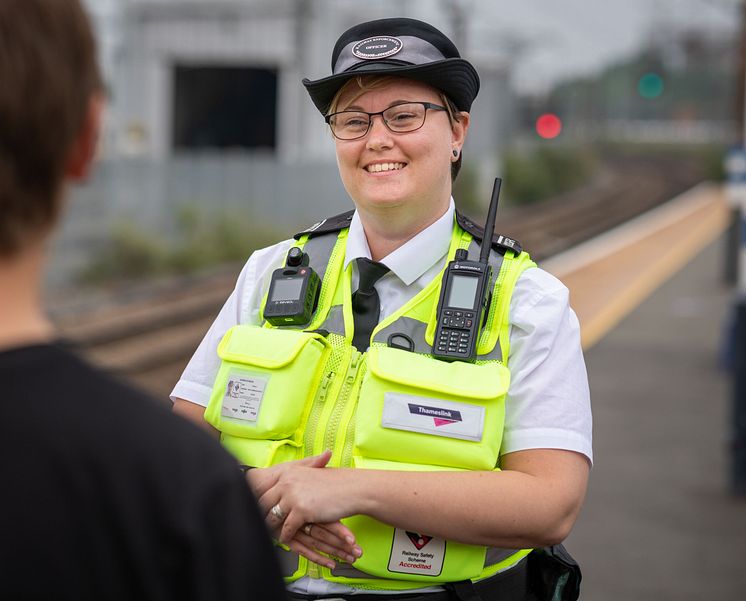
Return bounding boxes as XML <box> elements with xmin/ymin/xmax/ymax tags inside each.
<box><xmin>204</xmin><ymin>214</ymin><xmax>536</xmax><ymax>590</ymax></box>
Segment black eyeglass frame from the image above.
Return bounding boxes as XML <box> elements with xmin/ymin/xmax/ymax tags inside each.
<box><xmin>324</xmin><ymin>101</ymin><xmax>449</xmax><ymax>140</ymax></box>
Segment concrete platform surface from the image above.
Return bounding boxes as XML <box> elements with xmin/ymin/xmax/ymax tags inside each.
<box><xmin>565</xmin><ymin>234</ymin><xmax>746</xmax><ymax>600</ymax></box>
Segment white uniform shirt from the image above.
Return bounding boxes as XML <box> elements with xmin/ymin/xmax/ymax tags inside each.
<box><xmin>170</xmin><ymin>200</ymin><xmax>593</xmax><ymax>595</ymax></box>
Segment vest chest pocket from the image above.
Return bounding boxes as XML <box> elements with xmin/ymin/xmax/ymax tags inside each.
<box><xmin>354</xmin><ymin>345</ymin><xmax>510</xmax><ymax>471</ymax></box>
<box><xmin>204</xmin><ymin>326</ymin><xmax>330</xmax><ymax>442</ymax></box>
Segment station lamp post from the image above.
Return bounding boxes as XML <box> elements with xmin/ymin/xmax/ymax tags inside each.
<box><xmin>727</xmin><ymin>0</ymin><xmax>746</xmax><ymax>496</ymax></box>
<box><xmin>726</xmin><ymin>147</ymin><xmax>746</xmax><ymax>495</ymax></box>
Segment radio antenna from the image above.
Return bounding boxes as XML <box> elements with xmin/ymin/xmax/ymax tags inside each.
<box><xmin>479</xmin><ymin>177</ymin><xmax>502</xmax><ymax>264</ymax></box>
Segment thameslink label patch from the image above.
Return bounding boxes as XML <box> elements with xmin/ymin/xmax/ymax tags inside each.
<box><xmin>352</xmin><ymin>36</ymin><xmax>403</xmax><ymax>60</ymax></box>
<box><xmin>221</xmin><ymin>373</ymin><xmax>268</xmax><ymax>422</ymax></box>
<box><xmin>408</xmin><ymin>403</ymin><xmax>462</xmax><ymax>427</ymax></box>
<box><xmin>388</xmin><ymin>528</ymin><xmax>445</xmax><ymax>576</ymax></box>
<box><xmin>382</xmin><ymin>393</ymin><xmax>485</xmax><ymax>441</ymax></box>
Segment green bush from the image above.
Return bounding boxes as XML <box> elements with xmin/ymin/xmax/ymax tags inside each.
<box><xmin>80</xmin><ymin>222</ymin><xmax>170</xmax><ymax>283</ymax></box>
<box><xmin>503</xmin><ymin>146</ymin><xmax>598</xmax><ymax>205</ymax></box>
<box><xmin>596</xmin><ymin>140</ymin><xmax>724</xmax><ymax>180</ymax></box>
<box><xmin>79</xmin><ymin>205</ymin><xmax>282</xmax><ymax>285</ymax></box>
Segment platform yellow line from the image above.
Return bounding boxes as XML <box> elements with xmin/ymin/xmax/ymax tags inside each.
<box><xmin>541</xmin><ymin>183</ymin><xmax>730</xmax><ymax>350</ymax></box>
<box><xmin>580</xmin><ymin>207</ymin><xmax>727</xmax><ymax>349</ymax></box>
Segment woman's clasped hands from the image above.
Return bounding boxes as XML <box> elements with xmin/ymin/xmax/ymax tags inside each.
<box><xmin>247</xmin><ymin>450</ymin><xmax>363</xmax><ymax>570</ymax></box>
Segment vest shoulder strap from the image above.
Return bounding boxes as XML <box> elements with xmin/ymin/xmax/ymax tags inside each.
<box><xmin>481</xmin><ymin>249</ymin><xmax>537</xmax><ymax>361</ymax></box>
<box><xmin>294</xmin><ymin>210</ymin><xmax>355</xmax><ymax>240</ymax></box>
<box><xmin>455</xmin><ymin>210</ymin><xmax>523</xmax><ymax>256</ymax></box>
<box><xmin>295</xmin><ymin>210</ymin><xmax>523</xmax><ymax>255</ymax></box>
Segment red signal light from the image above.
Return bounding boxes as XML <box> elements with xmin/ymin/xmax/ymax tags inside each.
<box><xmin>536</xmin><ymin>113</ymin><xmax>562</xmax><ymax>139</ymax></box>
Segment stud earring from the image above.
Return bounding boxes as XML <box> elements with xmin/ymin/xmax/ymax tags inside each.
<box><xmin>452</xmin><ymin>149</ymin><xmax>459</xmax><ymax>158</ymax></box>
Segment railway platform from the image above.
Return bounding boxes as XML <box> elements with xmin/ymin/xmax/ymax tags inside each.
<box><xmin>50</xmin><ymin>178</ymin><xmax>744</xmax><ymax>597</ymax></box>
<box><xmin>544</xmin><ymin>184</ymin><xmax>746</xmax><ymax>599</ymax></box>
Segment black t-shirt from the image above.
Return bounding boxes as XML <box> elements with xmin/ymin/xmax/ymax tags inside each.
<box><xmin>0</xmin><ymin>343</ymin><xmax>287</xmax><ymax>601</ymax></box>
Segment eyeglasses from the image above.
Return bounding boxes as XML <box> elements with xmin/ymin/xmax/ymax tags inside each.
<box><xmin>325</xmin><ymin>101</ymin><xmax>448</xmax><ymax>140</ymax></box>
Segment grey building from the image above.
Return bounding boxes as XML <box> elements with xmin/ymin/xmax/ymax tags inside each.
<box><xmin>54</xmin><ymin>0</ymin><xmax>513</xmax><ymax>288</ymax></box>
<box><xmin>100</xmin><ymin>0</ymin><xmax>512</xmax><ymax>169</ymax></box>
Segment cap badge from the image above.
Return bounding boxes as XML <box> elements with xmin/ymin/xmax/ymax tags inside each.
<box><xmin>352</xmin><ymin>36</ymin><xmax>403</xmax><ymax>60</ymax></box>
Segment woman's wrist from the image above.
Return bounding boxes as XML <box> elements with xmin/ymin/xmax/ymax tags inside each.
<box><xmin>347</xmin><ymin>468</ymin><xmax>384</xmax><ymax>518</ymax></box>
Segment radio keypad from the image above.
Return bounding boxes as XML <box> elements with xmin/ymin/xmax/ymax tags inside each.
<box><xmin>436</xmin><ymin>326</ymin><xmax>472</xmax><ymax>355</ymax></box>
<box><xmin>436</xmin><ymin>309</ymin><xmax>480</xmax><ymax>357</ymax></box>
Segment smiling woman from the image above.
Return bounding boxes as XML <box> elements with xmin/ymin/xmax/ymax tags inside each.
<box><xmin>172</xmin><ymin>16</ymin><xmax>592</xmax><ymax>601</ymax></box>
<box><xmin>328</xmin><ymin>78</ymin><xmax>467</xmax><ymax>254</ymax></box>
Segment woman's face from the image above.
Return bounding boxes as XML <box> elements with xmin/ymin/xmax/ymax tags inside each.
<box><xmin>332</xmin><ymin>78</ymin><xmax>468</xmax><ymax>220</ymax></box>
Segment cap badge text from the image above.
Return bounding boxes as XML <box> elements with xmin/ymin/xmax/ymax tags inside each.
<box><xmin>352</xmin><ymin>36</ymin><xmax>403</xmax><ymax>60</ymax></box>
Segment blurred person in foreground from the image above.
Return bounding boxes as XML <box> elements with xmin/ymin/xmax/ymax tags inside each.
<box><xmin>0</xmin><ymin>1</ymin><xmax>287</xmax><ymax>599</ymax></box>
<box><xmin>173</xmin><ymin>17</ymin><xmax>591</xmax><ymax>601</ymax></box>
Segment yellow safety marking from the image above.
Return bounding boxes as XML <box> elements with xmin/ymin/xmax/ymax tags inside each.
<box><xmin>541</xmin><ymin>183</ymin><xmax>730</xmax><ymax>350</ymax></box>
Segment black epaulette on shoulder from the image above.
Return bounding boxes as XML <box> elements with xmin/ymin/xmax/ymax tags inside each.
<box><xmin>294</xmin><ymin>209</ymin><xmax>523</xmax><ymax>254</ymax></box>
<box><xmin>293</xmin><ymin>209</ymin><xmax>355</xmax><ymax>240</ymax></box>
<box><xmin>455</xmin><ymin>210</ymin><xmax>523</xmax><ymax>255</ymax></box>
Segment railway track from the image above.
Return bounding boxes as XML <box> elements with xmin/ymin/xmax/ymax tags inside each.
<box><xmin>53</xmin><ymin>154</ymin><xmax>705</xmax><ymax>399</ymax></box>
<box><xmin>498</xmin><ymin>155</ymin><xmax>702</xmax><ymax>261</ymax></box>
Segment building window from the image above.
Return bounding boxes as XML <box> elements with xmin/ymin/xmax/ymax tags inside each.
<box><xmin>173</xmin><ymin>66</ymin><xmax>277</xmax><ymax>150</ymax></box>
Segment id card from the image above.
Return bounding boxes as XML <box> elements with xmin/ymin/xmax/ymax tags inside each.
<box><xmin>221</xmin><ymin>373</ymin><xmax>268</xmax><ymax>422</ymax></box>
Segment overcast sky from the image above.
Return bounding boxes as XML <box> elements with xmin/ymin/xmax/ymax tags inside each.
<box><xmin>470</xmin><ymin>0</ymin><xmax>740</xmax><ymax>93</ymax></box>
<box><xmin>82</xmin><ymin>0</ymin><xmax>740</xmax><ymax>95</ymax></box>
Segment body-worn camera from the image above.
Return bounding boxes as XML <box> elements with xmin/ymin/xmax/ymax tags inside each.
<box><xmin>264</xmin><ymin>247</ymin><xmax>320</xmax><ymax>326</ymax></box>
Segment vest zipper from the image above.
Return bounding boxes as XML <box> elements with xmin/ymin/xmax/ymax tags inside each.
<box><xmin>307</xmin><ymin>560</ymin><xmax>320</xmax><ymax>579</ymax></box>
<box><xmin>324</xmin><ymin>350</ymin><xmax>361</xmax><ymax>466</ymax></box>
<box><xmin>303</xmin><ymin>370</ymin><xmax>336</xmax><ymax>581</ymax></box>
<box><xmin>304</xmin><ymin>371</ymin><xmax>335</xmax><ymax>459</ymax></box>
<box><xmin>337</xmin><ymin>357</ymin><xmax>366</xmax><ymax>467</ymax></box>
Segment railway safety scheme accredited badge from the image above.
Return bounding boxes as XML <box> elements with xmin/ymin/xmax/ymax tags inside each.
<box><xmin>388</xmin><ymin>529</ymin><xmax>445</xmax><ymax>576</ymax></box>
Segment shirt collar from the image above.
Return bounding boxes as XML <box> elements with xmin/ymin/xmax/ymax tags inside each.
<box><xmin>344</xmin><ymin>199</ymin><xmax>455</xmax><ymax>286</ymax></box>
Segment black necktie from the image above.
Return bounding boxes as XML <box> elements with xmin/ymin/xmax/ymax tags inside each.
<box><xmin>352</xmin><ymin>258</ymin><xmax>390</xmax><ymax>352</ymax></box>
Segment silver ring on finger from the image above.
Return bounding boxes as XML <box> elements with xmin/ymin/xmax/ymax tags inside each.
<box><xmin>303</xmin><ymin>523</ymin><xmax>313</xmax><ymax>536</ymax></box>
<box><xmin>270</xmin><ymin>503</ymin><xmax>287</xmax><ymax>521</ymax></box>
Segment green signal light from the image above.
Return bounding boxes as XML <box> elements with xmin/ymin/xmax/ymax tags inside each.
<box><xmin>638</xmin><ymin>73</ymin><xmax>664</xmax><ymax>99</ymax></box>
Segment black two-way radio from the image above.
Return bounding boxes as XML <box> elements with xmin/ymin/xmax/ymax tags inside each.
<box><xmin>264</xmin><ymin>247</ymin><xmax>320</xmax><ymax>326</ymax></box>
<box><xmin>432</xmin><ymin>178</ymin><xmax>503</xmax><ymax>362</ymax></box>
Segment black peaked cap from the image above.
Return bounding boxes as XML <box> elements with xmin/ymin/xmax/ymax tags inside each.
<box><xmin>302</xmin><ymin>17</ymin><xmax>480</xmax><ymax>115</ymax></box>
